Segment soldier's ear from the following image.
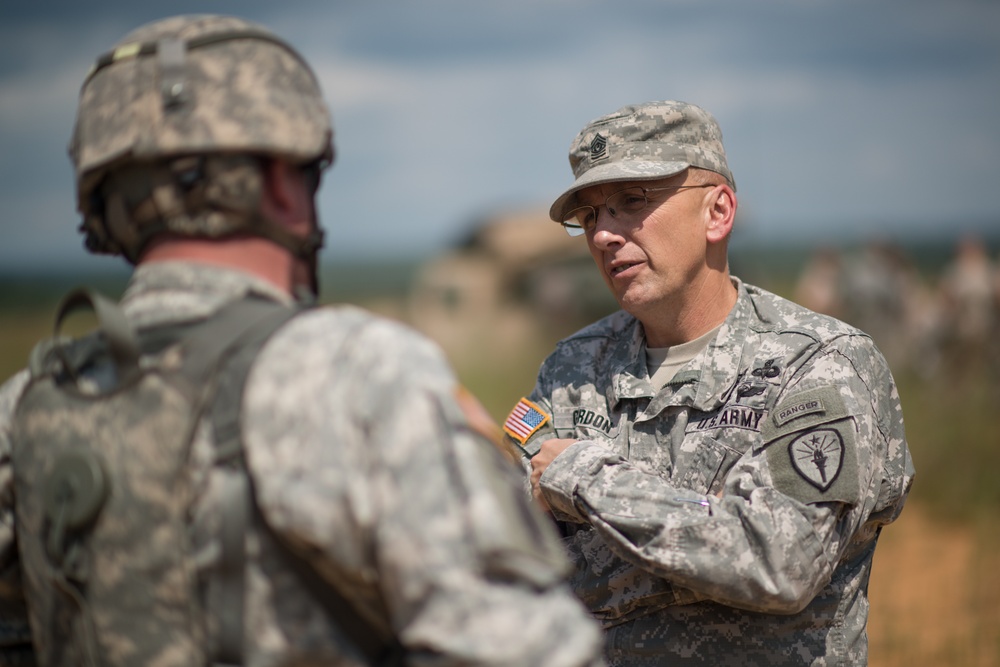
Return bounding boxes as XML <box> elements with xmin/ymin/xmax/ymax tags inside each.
<box><xmin>705</xmin><ymin>184</ymin><xmax>736</xmax><ymax>244</ymax></box>
<box><xmin>261</xmin><ymin>159</ymin><xmax>312</xmax><ymax>231</ymax></box>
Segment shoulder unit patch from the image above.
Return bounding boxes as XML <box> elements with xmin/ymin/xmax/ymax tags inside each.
<box><xmin>763</xmin><ymin>385</ymin><xmax>861</xmax><ymax>506</ymax></box>
<box><xmin>788</xmin><ymin>428</ymin><xmax>844</xmax><ymax>491</ymax></box>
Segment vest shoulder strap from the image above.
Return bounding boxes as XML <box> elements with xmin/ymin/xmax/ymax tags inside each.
<box><xmin>205</xmin><ymin>300</ymin><xmax>405</xmax><ymax>667</ymax></box>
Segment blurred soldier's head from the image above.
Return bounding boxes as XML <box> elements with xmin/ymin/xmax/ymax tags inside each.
<box><xmin>69</xmin><ymin>14</ymin><xmax>334</xmax><ymax>296</ymax></box>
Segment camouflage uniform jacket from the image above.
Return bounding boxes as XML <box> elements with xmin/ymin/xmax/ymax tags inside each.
<box><xmin>0</xmin><ymin>261</ymin><xmax>605</xmax><ymax>667</ymax></box>
<box><xmin>517</xmin><ymin>278</ymin><xmax>914</xmax><ymax>666</ymax></box>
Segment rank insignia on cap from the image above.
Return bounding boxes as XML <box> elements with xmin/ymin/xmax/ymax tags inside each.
<box><xmin>589</xmin><ymin>133</ymin><xmax>608</xmax><ymax>161</ymax></box>
<box><xmin>503</xmin><ymin>397</ymin><xmax>550</xmax><ymax>444</ymax></box>
<box><xmin>789</xmin><ymin>428</ymin><xmax>844</xmax><ymax>491</ymax></box>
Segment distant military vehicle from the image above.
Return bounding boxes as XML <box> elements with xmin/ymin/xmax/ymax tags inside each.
<box><xmin>408</xmin><ymin>208</ymin><xmax>616</xmax><ymax>361</ymax></box>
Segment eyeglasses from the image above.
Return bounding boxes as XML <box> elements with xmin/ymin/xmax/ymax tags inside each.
<box><xmin>559</xmin><ymin>184</ymin><xmax>716</xmax><ymax>237</ymax></box>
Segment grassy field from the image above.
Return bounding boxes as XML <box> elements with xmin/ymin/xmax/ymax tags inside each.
<box><xmin>1</xmin><ymin>252</ymin><xmax>997</xmax><ymax>665</ymax></box>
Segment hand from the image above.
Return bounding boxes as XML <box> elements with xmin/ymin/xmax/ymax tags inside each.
<box><xmin>529</xmin><ymin>438</ymin><xmax>577</xmax><ymax>513</ymax></box>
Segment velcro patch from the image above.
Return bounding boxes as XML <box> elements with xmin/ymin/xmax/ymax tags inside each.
<box><xmin>768</xmin><ymin>422</ymin><xmax>859</xmax><ymax>505</ymax></box>
<box><xmin>788</xmin><ymin>428</ymin><xmax>844</xmax><ymax>491</ymax></box>
<box><xmin>773</xmin><ymin>396</ymin><xmax>826</xmax><ymax>427</ymax></box>
<box><xmin>554</xmin><ymin>406</ymin><xmax>619</xmax><ymax>438</ymax></box>
<box><xmin>503</xmin><ymin>397</ymin><xmax>550</xmax><ymax>445</ymax></box>
<box><xmin>763</xmin><ymin>386</ymin><xmax>860</xmax><ymax>505</ymax></box>
<box><xmin>687</xmin><ymin>405</ymin><xmax>765</xmax><ymax>433</ymax></box>
<box><xmin>761</xmin><ymin>386</ymin><xmax>849</xmax><ymax>445</ymax></box>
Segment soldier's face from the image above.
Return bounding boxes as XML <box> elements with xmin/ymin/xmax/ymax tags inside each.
<box><xmin>579</xmin><ymin>173</ymin><xmax>718</xmax><ymax>326</ymax></box>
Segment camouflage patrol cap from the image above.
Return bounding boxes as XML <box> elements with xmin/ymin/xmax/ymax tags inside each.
<box><xmin>69</xmin><ymin>14</ymin><xmax>334</xmax><ymax>204</ymax></box>
<box><xmin>549</xmin><ymin>100</ymin><xmax>735</xmax><ymax>222</ymax></box>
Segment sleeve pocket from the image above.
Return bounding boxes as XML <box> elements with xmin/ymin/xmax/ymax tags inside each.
<box><xmin>761</xmin><ymin>386</ymin><xmax>862</xmax><ymax>506</ymax></box>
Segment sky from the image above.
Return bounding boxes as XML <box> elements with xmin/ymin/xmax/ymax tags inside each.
<box><xmin>1</xmin><ymin>0</ymin><xmax>998</xmax><ymax>273</ymax></box>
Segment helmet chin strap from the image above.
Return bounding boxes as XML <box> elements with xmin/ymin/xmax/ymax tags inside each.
<box><xmin>249</xmin><ymin>212</ymin><xmax>325</xmax><ymax>303</ymax></box>
<box><xmin>294</xmin><ymin>226</ymin><xmax>324</xmax><ymax>304</ymax></box>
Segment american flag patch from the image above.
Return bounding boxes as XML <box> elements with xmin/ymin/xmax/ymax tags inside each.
<box><xmin>503</xmin><ymin>397</ymin><xmax>550</xmax><ymax>444</ymax></box>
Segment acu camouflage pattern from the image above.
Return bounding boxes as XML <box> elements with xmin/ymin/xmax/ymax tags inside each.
<box><xmin>0</xmin><ymin>262</ymin><xmax>606</xmax><ymax>667</ymax></box>
<box><xmin>514</xmin><ymin>278</ymin><xmax>914</xmax><ymax>666</ymax></box>
<box><xmin>549</xmin><ymin>101</ymin><xmax>735</xmax><ymax>223</ymax></box>
<box><xmin>71</xmin><ymin>14</ymin><xmax>332</xmax><ymax>185</ymax></box>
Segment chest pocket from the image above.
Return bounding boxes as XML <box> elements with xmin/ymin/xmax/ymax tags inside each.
<box><xmin>668</xmin><ymin>431</ymin><xmax>747</xmax><ymax>496</ymax></box>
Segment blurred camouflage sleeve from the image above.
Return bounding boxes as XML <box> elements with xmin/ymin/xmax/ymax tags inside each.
<box><xmin>0</xmin><ymin>371</ymin><xmax>38</xmax><ymax>664</ymax></box>
<box><xmin>243</xmin><ymin>309</ymin><xmax>606</xmax><ymax>666</ymax></box>
<box><xmin>537</xmin><ymin>333</ymin><xmax>908</xmax><ymax>615</ymax></box>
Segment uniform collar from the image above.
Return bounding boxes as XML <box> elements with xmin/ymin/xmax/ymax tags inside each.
<box><xmin>121</xmin><ymin>261</ymin><xmax>294</xmax><ymax>329</ymax></box>
<box><xmin>607</xmin><ymin>316</ymin><xmax>653</xmax><ymax>405</ymax></box>
<box><xmin>610</xmin><ymin>277</ymin><xmax>755</xmax><ymax>415</ymax></box>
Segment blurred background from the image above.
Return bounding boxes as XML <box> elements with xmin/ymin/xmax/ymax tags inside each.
<box><xmin>2</xmin><ymin>1</ymin><xmax>998</xmax><ymax>664</ymax></box>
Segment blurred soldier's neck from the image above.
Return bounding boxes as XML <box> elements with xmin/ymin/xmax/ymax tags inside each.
<box><xmin>138</xmin><ymin>160</ymin><xmax>317</xmax><ymax>298</ymax></box>
<box><xmin>141</xmin><ymin>236</ymin><xmax>299</xmax><ymax>296</ymax></box>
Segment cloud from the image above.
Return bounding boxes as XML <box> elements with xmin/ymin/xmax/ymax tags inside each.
<box><xmin>1</xmin><ymin>0</ymin><xmax>998</xmax><ymax>272</ymax></box>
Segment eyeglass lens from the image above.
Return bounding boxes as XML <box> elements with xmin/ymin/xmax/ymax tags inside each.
<box><xmin>562</xmin><ymin>187</ymin><xmax>650</xmax><ymax>235</ymax></box>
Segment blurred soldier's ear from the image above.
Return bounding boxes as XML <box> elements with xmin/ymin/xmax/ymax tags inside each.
<box><xmin>261</xmin><ymin>159</ymin><xmax>314</xmax><ymax>232</ymax></box>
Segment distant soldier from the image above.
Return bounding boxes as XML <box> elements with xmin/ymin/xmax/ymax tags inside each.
<box><xmin>0</xmin><ymin>15</ymin><xmax>605</xmax><ymax>667</ymax></box>
<box><xmin>839</xmin><ymin>241</ymin><xmax>925</xmax><ymax>371</ymax></box>
<box><xmin>793</xmin><ymin>245</ymin><xmax>844</xmax><ymax>318</ymax></box>
<box><xmin>504</xmin><ymin>100</ymin><xmax>915</xmax><ymax>666</ymax></box>
<box><xmin>938</xmin><ymin>235</ymin><xmax>997</xmax><ymax>373</ymax></box>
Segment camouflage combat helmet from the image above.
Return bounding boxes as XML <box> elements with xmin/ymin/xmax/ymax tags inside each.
<box><xmin>69</xmin><ymin>14</ymin><xmax>334</xmax><ymax>264</ymax></box>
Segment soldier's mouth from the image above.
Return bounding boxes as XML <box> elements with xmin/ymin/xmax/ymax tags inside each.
<box><xmin>610</xmin><ymin>262</ymin><xmax>639</xmax><ymax>276</ymax></box>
